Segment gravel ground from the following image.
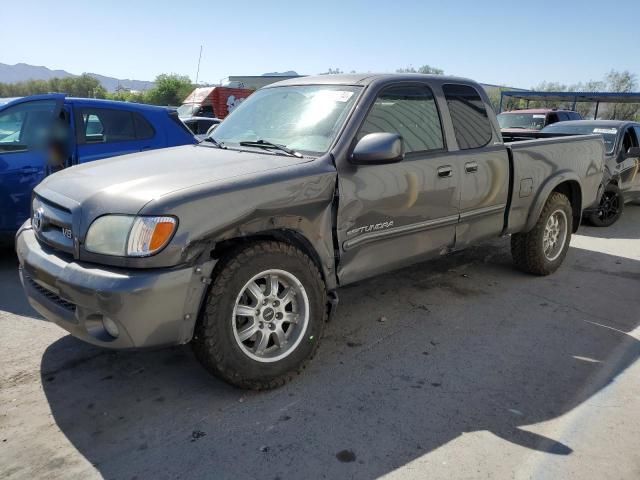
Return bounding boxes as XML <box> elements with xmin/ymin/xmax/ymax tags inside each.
<box><xmin>1</xmin><ymin>206</ymin><xmax>639</xmax><ymax>480</ymax></box>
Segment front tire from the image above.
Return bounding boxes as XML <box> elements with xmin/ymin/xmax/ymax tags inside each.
<box><xmin>511</xmin><ymin>192</ymin><xmax>573</xmax><ymax>275</ymax></box>
<box><xmin>192</xmin><ymin>241</ymin><xmax>327</xmax><ymax>390</ymax></box>
<box><xmin>587</xmin><ymin>183</ymin><xmax>623</xmax><ymax>227</ymax></box>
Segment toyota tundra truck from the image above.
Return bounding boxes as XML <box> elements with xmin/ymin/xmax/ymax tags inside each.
<box><xmin>16</xmin><ymin>74</ymin><xmax>605</xmax><ymax>389</ymax></box>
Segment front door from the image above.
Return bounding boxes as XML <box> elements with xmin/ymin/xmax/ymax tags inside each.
<box><xmin>618</xmin><ymin>126</ymin><xmax>640</xmax><ymax>199</ymax></box>
<box><xmin>335</xmin><ymin>83</ymin><xmax>460</xmax><ymax>285</ymax></box>
<box><xmin>0</xmin><ymin>96</ymin><xmax>64</xmax><ymax>234</ymax></box>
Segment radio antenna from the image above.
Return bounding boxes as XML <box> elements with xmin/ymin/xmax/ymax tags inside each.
<box><xmin>195</xmin><ymin>45</ymin><xmax>203</xmax><ymax>86</ymax></box>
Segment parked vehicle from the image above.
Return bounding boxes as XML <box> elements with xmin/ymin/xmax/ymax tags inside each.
<box><xmin>177</xmin><ymin>86</ymin><xmax>253</xmax><ymax>120</ymax></box>
<box><xmin>181</xmin><ymin>116</ymin><xmax>221</xmax><ymax>136</ymax></box>
<box><xmin>0</xmin><ymin>94</ymin><xmax>197</xmax><ymax>241</ymax></box>
<box><xmin>498</xmin><ymin>108</ymin><xmax>582</xmax><ymax>134</ymax></box>
<box><xmin>16</xmin><ymin>74</ymin><xmax>604</xmax><ymax>389</ymax></box>
<box><xmin>0</xmin><ymin>97</ymin><xmax>21</xmax><ymax>106</ymax></box>
<box><xmin>540</xmin><ymin>120</ymin><xmax>640</xmax><ymax>226</ymax></box>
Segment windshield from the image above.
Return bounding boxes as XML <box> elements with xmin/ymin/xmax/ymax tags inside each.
<box><xmin>177</xmin><ymin>103</ymin><xmax>199</xmax><ymax>118</ymax></box>
<box><xmin>498</xmin><ymin>113</ymin><xmax>546</xmax><ymax>130</ymax></box>
<box><xmin>210</xmin><ymin>85</ymin><xmax>361</xmax><ymax>155</ymax></box>
<box><xmin>541</xmin><ymin>123</ymin><xmax>618</xmax><ymax>154</ymax></box>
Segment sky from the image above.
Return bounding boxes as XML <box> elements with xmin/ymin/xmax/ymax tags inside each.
<box><xmin>2</xmin><ymin>0</ymin><xmax>639</xmax><ymax>89</ymax></box>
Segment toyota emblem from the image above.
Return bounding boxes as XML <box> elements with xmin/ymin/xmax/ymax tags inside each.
<box><xmin>32</xmin><ymin>208</ymin><xmax>45</xmax><ymax>231</ymax></box>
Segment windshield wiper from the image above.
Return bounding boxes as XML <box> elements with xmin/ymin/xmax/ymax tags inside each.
<box><xmin>239</xmin><ymin>139</ymin><xmax>303</xmax><ymax>158</ymax></box>
<box><xmin>201</xmin><ymin>136</ymin><xmax>227</xmax><ymax>149</ymax></box>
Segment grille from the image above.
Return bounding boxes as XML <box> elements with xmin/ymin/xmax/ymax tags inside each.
<box><xmin>32</xmin><ymin>195</ymin><xmax>75</xmax><ymax>255</ymax></box>
<box><xmin>25</xmin><ymin>275</ymin><xmax>76</xmax><ymax>313</ymax></box>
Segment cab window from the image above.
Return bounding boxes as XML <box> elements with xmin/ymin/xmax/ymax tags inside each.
<box><xmin>622</xmin><ymin>127</ymin><xmax>639</xmax><ymax>153</ymax></box>
<box><xmin>358</xmin><ymin>85</ymin><xmax>444</xmax><ymax>153</ymax></box>
<box><xmin>442</xmin><ymin>84</ymin><xmax>492</xmax><ymax>150</ymax></box>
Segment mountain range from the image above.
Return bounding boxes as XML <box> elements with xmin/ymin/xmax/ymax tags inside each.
<box><xmin>0</xmin><ymin>63</ymin><xmax>155</xmax><ymax>92</ymax></box>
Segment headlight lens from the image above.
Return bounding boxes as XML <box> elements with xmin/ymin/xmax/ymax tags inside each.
<box><xmin>85</xmin><ymin>215</ymin><xmax>177</xmax><ymax>257</ymax></box>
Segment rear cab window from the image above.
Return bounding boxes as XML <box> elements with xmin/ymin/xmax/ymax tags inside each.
<box><xmin>442</xmin><ymin>84</ymin><xmax>492</xmax><ymax>150</ymax></box>
<box><xmin>358</xmin><ymin>84</ymin><xmax>444</xmax><ymax>154</ymax></box>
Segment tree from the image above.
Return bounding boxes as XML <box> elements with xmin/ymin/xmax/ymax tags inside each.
<box><xmin>143</xmin><ymin>74</ymin><xmax>193</xmax><ymax>106</ymax></box>
<box><xmin>107</xmin><ymin>90</ymin><xmax>146</xmax><ymax>103</ymax></box>
<box><xmin>0</xmin><ymin>74</ymin><xmax>106</xmax><ymax>98</ymax></box>
<box><xmin>486</xmin><ymin>86</ymin><xmax>524</xmax><ymax>112</ymax></box>
<box><xmin>320</xmin><ymin>68</ymin><xmax>344</xmax><ymax>75</ymax></box>
<box><xmin>601</xmin><ymin>70</ymin><xmax>638</xmax><ymax>120</ymax></box>
<box><xmin>525</xmin><ymin>72</ymin><xmax>639</xmax><ymax>119</ymax></box>
<box><xmin>396</xmin><ymin>64</ymin><xmax>444</xmax><ymax>75</ymax></box>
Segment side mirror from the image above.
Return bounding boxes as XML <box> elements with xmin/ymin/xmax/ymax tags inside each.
<box><xmin>350</xmin><ymin>133</ymin><xmax>404</xmax><ymax>165</ymax></box>
<box><xmin>625</xmin><ymin>146</ymin><xmax>640</xmax><ymax>158</ymax></box>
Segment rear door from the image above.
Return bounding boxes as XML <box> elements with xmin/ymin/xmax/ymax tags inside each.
<box><xmin>0</xmin><ymin>95</ymin><xmax>64</xmax><ymax>233</ymax></box>
<box><xmin>75</xmin><ymin>106</ymin><xmax>159</xmax><ymax>163</ymax></box>
<box><xmin>335</xmin><ymin>82</ymin><xmax>460</xmax><ymax>284</ymax></box>
<box><xmin>441</xmin><ymin>83</ymin><xmax>510</xmax><ymax>248</ymax></box>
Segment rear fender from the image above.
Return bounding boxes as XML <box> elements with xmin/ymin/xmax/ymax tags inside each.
<box><xmin>524</xmin><ymin>171</ymin><xmax>582</xmax><ymax>233</ymax></box>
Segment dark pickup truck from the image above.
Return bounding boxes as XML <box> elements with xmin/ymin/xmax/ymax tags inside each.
<box><xmin>16</xmin><ymin>74</ymin><xmax>604</xmax><ymax>389</ymax></box>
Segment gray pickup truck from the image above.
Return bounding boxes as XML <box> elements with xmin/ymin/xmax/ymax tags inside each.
<box><xmin>16</xmin><ymin>74</ymin><xmax>604</xmax><ymax>389</ymax></box>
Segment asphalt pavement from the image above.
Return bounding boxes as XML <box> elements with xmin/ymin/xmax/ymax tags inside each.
<box><xmin>1</xmin><ymin>207</ymin><xmax>639</xmax><ymax>480</ymax></box>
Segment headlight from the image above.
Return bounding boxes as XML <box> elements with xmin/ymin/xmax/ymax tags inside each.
<box><xmin>85</xmin><ymin>215</ymin><xmax>177</xmax><ymax>257</ymax></box>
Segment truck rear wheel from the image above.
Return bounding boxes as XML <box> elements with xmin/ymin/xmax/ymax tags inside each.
<box><xmin>192</xmin><ymin>241</ymin><xmax>327</xmax><ymax>390</ymax></box>
<box><xmin>511</xmin><ymin>192</ymin><xmax>573</xmax><ymax>276</ymax></box>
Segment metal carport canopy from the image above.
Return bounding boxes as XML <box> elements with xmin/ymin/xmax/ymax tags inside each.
<box><xmin>498</xmin><ymin>90</ymin><xmax>640</xmax><ymax>118</ymax></box>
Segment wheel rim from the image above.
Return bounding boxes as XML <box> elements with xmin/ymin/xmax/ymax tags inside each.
<box><xmin>232</xmin><ymin>269</ymin><xmax>310</xmax><ymax>363</ymax></box>
<box><xmin>542</xmin><ymin>209</ymin><xmax>568</xmax><ymax>262</ymax></box>
<box><xmin>598</xmin><ymin>190</ymin><xmax>620</xmax><ymax>220</ymax></box>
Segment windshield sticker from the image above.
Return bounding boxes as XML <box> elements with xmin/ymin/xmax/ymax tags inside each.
<box><xmin>533</xmin><ymin>114</ymin><xmax>546</xmax><ymax>118</ymax></box>
<box><xmin>316</xmin><ymin>90</ymin><xmax>354</xmax><ymax>103</ymax></box>
<box><xmin>593</xmin><ymin>128</ymin><xmax>617</xmax><ymax>134</ymax></box>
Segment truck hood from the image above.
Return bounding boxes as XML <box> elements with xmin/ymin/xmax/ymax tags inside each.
<box><xmin>35</xmin><ymin>144</ymin><xmax>311</xmax><ymax>217</ymax></box>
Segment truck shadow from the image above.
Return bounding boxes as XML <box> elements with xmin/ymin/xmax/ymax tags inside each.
<box><xmin>0</xmin><ymin>246</ymin><xmax>39</xmax><ymax>319</ymax></box>
<box><xmin>579</xmin><ymin>203</ymin><xmax>640</xmax><ymax>240</ymax></box>
<box><xmin>39</xmin><ymin>242</ymin><xmax>640</xmax><ymax>479</ymax></box>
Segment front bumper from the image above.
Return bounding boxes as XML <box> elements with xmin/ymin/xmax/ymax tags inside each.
<box><xmin>16</xmin><ymin>226</ymin><xmax>215</xmax><ymax>349</ymax></box>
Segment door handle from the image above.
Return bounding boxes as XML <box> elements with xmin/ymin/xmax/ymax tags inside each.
<box><xmin>437</xmin><ymin>165</ymin><xmax>453</xmax><ymax>178</ymax></box>
<box><xmin>465</xmin><ymin>161</ymin><xmax>479</xmax><ymax>173</ymax></box>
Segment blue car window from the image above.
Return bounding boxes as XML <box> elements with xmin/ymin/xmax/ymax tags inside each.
<box><xmin>0</xmin><ymin>100</ymin><xmax>58</xmax><ymax>153</ymax></box>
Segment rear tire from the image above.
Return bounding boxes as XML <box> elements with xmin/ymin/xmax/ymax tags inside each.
<box><xmin>511</xmin><ymin>192</ymin><xmax>573</xmax><ymax>276</ymax></box>
<box><xmin>192</xmin><ymin>241</ymin><xmax>327</xmax><ymax>390</ymax></box>
<box><xmin>587</xmin><ymin>183</ymin><xmax>623</xmax><ymax>227</ymax></box>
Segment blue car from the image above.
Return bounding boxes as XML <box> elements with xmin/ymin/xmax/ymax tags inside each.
<box><xmin>0</xmin><ymin>94</ymin><xmax>196</xmax><ymax>241</ymax></box>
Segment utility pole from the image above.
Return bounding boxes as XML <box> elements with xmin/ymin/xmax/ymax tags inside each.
<box><xmin>195</xmin><ymin>45</ymin><xmax>203</xmax><ymax>86</ymax></box>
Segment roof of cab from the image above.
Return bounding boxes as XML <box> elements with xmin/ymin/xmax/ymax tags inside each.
<box><xmin>264</xmin><ymin>73</ymin><xmax>478</xmax><ymax>88</ymax></box>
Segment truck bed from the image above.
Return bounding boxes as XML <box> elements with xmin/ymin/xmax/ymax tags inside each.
<box><xmin>504</xmin><ymin>134</ymin><xmax>605</xmax><ymax>234</ymax></box>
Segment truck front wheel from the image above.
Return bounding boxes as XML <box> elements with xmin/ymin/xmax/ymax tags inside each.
<box><xmin>587</xmin><ymin>183</ymin><xmax>623</xmax><ymax>227</ymax></box>
<box><xmin>192</xmin><ymin>241</ymin><xmax>327</xmax><ymax>389</ymax></box>
<box><xmin>511</xmin><ymin>192</ymin><xmax>573</xmax><ymax>275</ymax></box>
